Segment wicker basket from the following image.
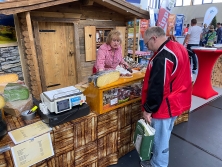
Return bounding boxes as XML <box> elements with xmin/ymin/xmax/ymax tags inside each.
<box><xmin>174</xmin><ymin>110</ymin><xmax>189</xmax><ymax>126</ymax></box>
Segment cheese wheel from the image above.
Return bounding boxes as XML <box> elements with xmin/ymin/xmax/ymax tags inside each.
<box><xmin>0</xmin><ymin>73</ymin><xmax>18</xmax><ymax>84</ymax></box>
<box><xmin>0</xmin><ymin>95</ymin><xmax>5</xmax><ymax>109</ymax></box>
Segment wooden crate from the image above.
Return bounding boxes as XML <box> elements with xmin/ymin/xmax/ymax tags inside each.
<box><xmin>131</xmin><ymin>102</ymin><xmax>142</xmax><ymax>124</ymax></box>
<box><xmin>47</xmin><ymin>150</ymin><xmax>75</xmax><ymax>167</ymax></box>
<box><xmin>74</xmin><ymin>141</ymin><xmax>98</xmax><ymax>167</ymax></box>
<box><xmin>97</xmin><ymin>131</ymin><xmax>118</xmax><ymax>159</ymax></box>
<box><xmin>0</xmin><ymin>150</ymin><xmax>14</xmax><ymax>167</ymax></box>
<box><xmin>118</xmin><ymin>125</ymin><xmax>131</xmax><ymax>149</ymax></box>
<box><xmin>31</xmin><ymin>160</ymin><xmax>47</xmax><ymax>167</ymax></box>
<box><xmin>117</xmin><ymin>104</ymin><xmax>132</xmax><ymax>130</ymax></box>
<box><xmin>49</xmin><ymin>122</ymin><xmax>74</xmax><ymax>156</ymax></box>
<box><xmin>98</xmin><ymin>153</ymin><xmax>118</xmax><ymax>167</ymax></box>
<box><xmin>97</xmin><ymin>110</ymin><xmax>118</xmax><ymax>139</ymax></box>
<box><xmin>71</xmin><ymin>112</ymin><xmax>97</xmax><ymax>148</ymax></box>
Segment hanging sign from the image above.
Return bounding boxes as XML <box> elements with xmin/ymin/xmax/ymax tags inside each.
<box><xmin>157</xmin><ymin>0</ymin><xmax>176</xmax><ymax>30</ymax></box>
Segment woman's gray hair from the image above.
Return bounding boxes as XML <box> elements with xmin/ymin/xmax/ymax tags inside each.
<box><xmin>144</xmin><ymin>26</ymin><xmax>165</xmax><ymax>39</ymax></box>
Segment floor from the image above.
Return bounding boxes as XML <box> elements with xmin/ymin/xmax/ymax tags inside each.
<box><xmin>109</xmin><ymin>87</ymin><xmax>222</xmax><ymax>167</ymax></box>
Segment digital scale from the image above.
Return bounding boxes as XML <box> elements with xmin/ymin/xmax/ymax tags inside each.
<box><xmin>39</xmin><ymin>86</ymin><xmax>86</xmax><ymax>114</ymax></box>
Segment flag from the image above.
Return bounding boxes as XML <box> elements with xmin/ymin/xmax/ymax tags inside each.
<box><xmin>157</xmin><ymin>0</ymin><xmax>176</xmax><ymax>30</ymax></box>
<box><xmin>203</xmin><ymin>7</ymin><xmax>218</xmax><ymax>27</ymax></box>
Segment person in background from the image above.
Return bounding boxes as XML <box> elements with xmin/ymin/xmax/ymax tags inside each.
<box><xmin>202</xmin><ymin>25</ymin><xmax>217</xmax><ymax>46</ymax></box>
<box><xmin>94</xmin><ymin>30</ymin><xmax>129</xmax><ymax>73</ymax></box>
<box><xmin>183</xmin><ymin>19</ymin><xmax>202</xmax><ymax>73</ymax></box>
<box><xmin>141</xmin><ymin>26</ymin><xmax>192</xmax><ymax>167</ymax></box>
<box><xmin>182</xmin><ymin>23</ymin><xmax>186</xmax><ymax>34</ymax></box>
<box><xmin>216</xmin><ymin>22</ymin><xmax>222</xmax><ymax>44</ymax></box>
<box><xmin>183</xmin><ymin>24</ymin><xmax>189</xmax><ymax>36</ymax></box>
<box><xmin>200</xmin><ymin>23</ymin><xmax>208</xmax><ymax>46</ymax></box>
<box><xmin>168</xmin><ymin>27</ymin><xmax>177</xmax><ymax>42</ymax></box>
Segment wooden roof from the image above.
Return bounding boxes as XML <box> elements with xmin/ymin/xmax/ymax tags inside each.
<box><xmin>0</xmin><ymin>0</ymin><xmax>149</xmax><ymax>19</ymax></box>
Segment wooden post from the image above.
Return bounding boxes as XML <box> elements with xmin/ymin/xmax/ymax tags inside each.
<box><xmin>13</xmin><ymin>14</ymin><xmax>29</xmax><ymax>86</ymax></box>
<box><xmin>133</xmin><ymin>17</ymin><xmax>137</xmax><ymax>61</ymax></box>
<box><xmin>32</xmin><ymin>21</ymin><xmax>47</xmax><ymax>92</ymax></box>
<box><xmin>25</xmin><ymin>12</ymin><xmax>42</xmax><ymax>96</ymax></box>
<box><xmin>73</xmin><ymin>22</ymin><xmax>82</xmax><ymax>83</ymax></box>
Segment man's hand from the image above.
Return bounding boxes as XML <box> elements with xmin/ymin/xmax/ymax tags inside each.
<box><xmin>143</xmin><ymin>111</ymin><xmax>152</xmax><ymax>124</ymax></box>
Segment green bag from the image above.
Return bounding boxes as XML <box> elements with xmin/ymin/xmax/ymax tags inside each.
<box><xmin>133</xmin><ymin>119</ymin><xmax>155</xmax><ymax>161</ymax></box>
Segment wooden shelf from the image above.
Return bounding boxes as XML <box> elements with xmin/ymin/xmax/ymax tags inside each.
<box><xmin>84</xmin><ymin>72</ymin><xmax>145</xmax><ymax>115</ymax></box>
<box><xmin>103</xmin><ymin>97</ymin><xmax>141</xmax><ymax>113</ymax></box>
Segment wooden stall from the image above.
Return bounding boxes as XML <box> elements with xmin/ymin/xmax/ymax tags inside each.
<box><xmin>0</xmin><ymin>0</ymin><xmax>149</xmax><ymax>100</ymax></box>
<box><xmin>0</xmin><ymin>0</ymin><xmax>150</xmax><ymax>166</ymax></box>
<box><xmin>0</xmin><ymin>1</ymin><xmax>191</xmax><ymax>166</ymax></box>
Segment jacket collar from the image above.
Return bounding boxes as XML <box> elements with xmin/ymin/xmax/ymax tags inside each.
<box><xmin>157</xmin><ymin>39</ymin><xmax>170</xmax><ymax>52</ymax></box>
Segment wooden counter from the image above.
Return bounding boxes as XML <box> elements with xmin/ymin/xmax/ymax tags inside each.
<box><xmin>0</xmin><ymin>100</ymin><xmax>142</xmax><ymax>167</ymax></box>
<box><xmin>0</xmin><ymin>71</ymin><xmax>189</xmax><ymax>167</ymax></box>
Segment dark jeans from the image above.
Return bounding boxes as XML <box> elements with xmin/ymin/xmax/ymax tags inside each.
<box><xmin>187</xmin><ymin>44</ymin><xmax>198</xmax><ymax>70</ymax></box>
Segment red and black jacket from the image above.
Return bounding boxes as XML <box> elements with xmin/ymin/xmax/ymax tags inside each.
<box><xmin>142</xmin><ymin>39</ymin><xmax>192</xmax><ymax>119</ymax></box>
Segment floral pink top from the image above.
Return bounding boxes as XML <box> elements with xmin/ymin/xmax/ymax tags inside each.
<box><xmin>94</xmin><ymin>43</ymin><xmax>128</xmax><ymax>71</ymax></box>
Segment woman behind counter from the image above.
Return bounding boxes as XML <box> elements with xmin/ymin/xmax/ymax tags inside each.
<box><xmin>93</xmin><ymin>30</ymin><xmax>129</xmax><ymax>73</ymax></box>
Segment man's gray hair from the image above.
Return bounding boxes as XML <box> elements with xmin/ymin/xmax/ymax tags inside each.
<box><xmin>144</xmin><ymin>26</ymin><xmax>165</xmax><ymax>39</ymax></box>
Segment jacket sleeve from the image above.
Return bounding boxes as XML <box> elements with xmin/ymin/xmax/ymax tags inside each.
<box><xmin>143</xmin><ymin>51</ymin><xmax>176</xmax><ymax>113</ymax></box>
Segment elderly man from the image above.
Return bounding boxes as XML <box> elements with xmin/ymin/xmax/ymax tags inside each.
<box><xmin>141</xmin><ymin>26</ymin><xmax>192</xmax><ymax>167</ymax></box>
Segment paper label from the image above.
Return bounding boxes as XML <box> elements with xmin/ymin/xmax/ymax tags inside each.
<box><xmin>110</xmin><ymin>98</ymin><xmax>118</xmax><ymax>105</ymax></box>
<box><xmin>11</xmin><ymin>133</ymin><xmax>54</xmax><ymax>167</ymax></box>
<box><xmin>9</xmin><ymin>121</ymin><xmax>52</xmax><ymax>144</ymax></box>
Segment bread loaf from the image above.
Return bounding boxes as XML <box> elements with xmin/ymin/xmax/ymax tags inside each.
<box><xmin>88</xmin><ymin>70</ymin><xmax>120</xmax><ymax>87</ymax></box>
<box><xmin>0</xmin><ymin>95</ymin><xmax>5</xmax><ymax>109</ymax></box>
<box><xmin>0</xmin><ymin>73</ymin><xmax>18</xmax><ymax>84</ymax></box>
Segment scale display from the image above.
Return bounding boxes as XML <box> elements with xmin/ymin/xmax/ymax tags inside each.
<box><xmin>56</xmin><ymin>99</ymin><xmax>70</xmax><ymax>113</ymax></box>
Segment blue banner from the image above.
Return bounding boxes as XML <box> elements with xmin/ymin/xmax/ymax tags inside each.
<box><xmin>175</xmin><ymin>14</ymin><xmax>184</xmax><ymax>36</ymax></box>
<box><xmin>126</xmin><ymin>0</ymin><xmax>141</xmax><ymax>3</ymax></box>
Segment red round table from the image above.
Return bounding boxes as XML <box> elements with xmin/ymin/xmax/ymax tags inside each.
<box><xmin>192</xmin><ymin>49</ymin><xmax>222</xmax><ymax>99</ymax></box>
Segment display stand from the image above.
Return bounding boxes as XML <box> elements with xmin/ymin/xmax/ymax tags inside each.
<box><xmin>192</xmin><ymin>49</ymin><xmax>222</xmax><ymax>99</ymax></box>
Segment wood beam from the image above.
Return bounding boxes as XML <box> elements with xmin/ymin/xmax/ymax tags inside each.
<box><xmin>30</xmin><ymin>11</ymin><xmax>82</xmax><ymax>19</ymax></box>
<box><xmin>0</xmin><ymin>0</ymin><xmax>78</xmax><ymax>10</ymax></box>
<box><xmin>73</xmin><ymin>22</ymin><xmax>82</xmax><ymax>83</ymax></box>
<box><xmin>13</xmin><ymin>14</ymin><xmax>29</xmax><ymax>86</ymax></box>
<box><xmin>0</xmin><ymin>0</ymin><xmax>79</xmax><ymax>15</ymax></box>
<box><xmin>82</xmin><ymin>0</ymin><xmax>94</xmax><ymax>5</ymax></box>
<box><xmin>25</xmin><ymin>12</ymin><xmax>42</xmax><ymax>95</ymax></box>
<box><xmin>133</xmin><ymin>17</ymin><xmax>137</xmax><ymax>61</ymax></box>
<box><xmin>32</xmin><ymin>21</ymin><xmax>47</xmax><ymax>92</ymax></box>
